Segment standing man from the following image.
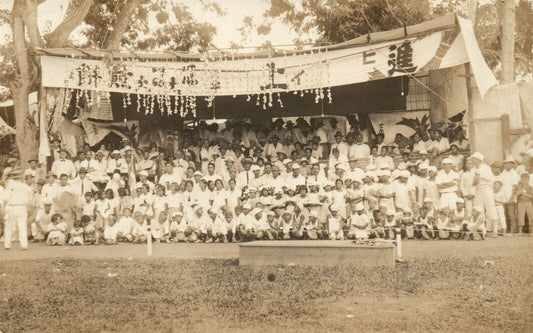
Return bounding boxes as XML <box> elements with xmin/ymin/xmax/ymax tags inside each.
<box><xmin>349</xmin><ymin>134</ymin><xmax>371</xmax><ymax>160</ymax></box>
<box><xmin>51</xmin><ymin>149</ymin><xmax>77</xmax><ymax>179</ymax></box>
<box><xmin>471</xmin><ymin>152</ymin><xmax>498</xmax><ymax>236</ymax></box>
<box><xmin>3</xmin><ymin>169</ymin><xmax>33</xmax><ymax>250</ymax></box>
<box><xmin>436</xmin><ymin>158</ymin><xmax>460</xmax><ymax>210</ymax></box>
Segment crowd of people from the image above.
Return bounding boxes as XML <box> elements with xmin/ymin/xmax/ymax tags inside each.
<box><xmin>1</xmin><ymin>117</ymin><xmax>531</xmax><ymax>250</ymax></box>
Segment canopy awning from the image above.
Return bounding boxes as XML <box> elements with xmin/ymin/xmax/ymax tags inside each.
<box><xmin>39</xmin><ymin>13</ymin><xmax>497</xmax><ymax>119</ymax></box>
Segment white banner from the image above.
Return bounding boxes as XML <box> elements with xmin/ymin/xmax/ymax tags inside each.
<box><xmin>41</xmin><ymin>28</ymin><xmax>471</xmax><ymax>97</ymax></box>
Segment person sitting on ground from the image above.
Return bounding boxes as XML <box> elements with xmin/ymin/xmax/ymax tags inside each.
<box><xmin>464</xmin><ymin>206</ymin><xmax>486</xmax><ymax>240</ymax></box>
<box><xmin>327</xmin><ymin>204</ymin><xmax>344</xmax><ymax>240</ymax></box>
<box><xmin>116</xmin><ymin>208</ymin><xmax>134</xmax><ymax>242</ymax></box>
<box><xmin>69</xmin><ymin>220</ymin><xmax>84</xmax><ymax>246</ymax></box>
<box><xmin>347</xmin><ymin>203</ymin><xmax>370</xmax><ymax>240</ymax></box>
<box><xmin>81</xmin><ymin>215</ymin><xmax>97</xmax><ymax>245</ymax></box>
<box><xmin>103</xmin><ymin>214</ymin><xmax>119</xmax><ymax>245</ymax></box>
<box><xmin>31</xmin><ymin>199</ymin><xmax>53</xmax><ymax>242</ymax></box>
<box><xmin>47</xmin><ymin>213</ymin><xmax>68</xmax><ymax>246</ymax></box>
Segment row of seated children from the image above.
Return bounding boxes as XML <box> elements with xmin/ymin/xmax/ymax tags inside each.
<box><xmin>33</xmin><ymin>195</ymin><xmax>488</xmax><ymax>245</ymax></box>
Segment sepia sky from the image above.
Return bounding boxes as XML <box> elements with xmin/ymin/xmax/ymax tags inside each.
<box><xmin>0</xmin><ymin>0</ymin><xmax>303</xmax><ymax>49</ymax></box>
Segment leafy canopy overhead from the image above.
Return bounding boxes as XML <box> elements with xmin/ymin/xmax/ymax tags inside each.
<box><xmin>250</xmin><ymin>0</ymin><xmax>532</xmax><ymax>78</ymax></box>
<box><xmin>82</xmin><ymin>0</ymin><xmax>223</xmax><ymax>51</ymax></box>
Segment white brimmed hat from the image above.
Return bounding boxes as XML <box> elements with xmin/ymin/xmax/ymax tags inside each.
<box><xmin>471</xmin><ymin>152</ymin><xmax>484</xmax><ymax>161</ymax></box>
<box><xmin>503</xmin><ymin>155</ymin><xmax>515</xmax><ymax>164</ymax></box>
<box><xmin>442</xmin><ymin>157</ymin><xmax>453</xmax><ymax>165</ymax></box>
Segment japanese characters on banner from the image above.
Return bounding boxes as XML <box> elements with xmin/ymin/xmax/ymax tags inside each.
<box><xmin>41</xmin><ymin>28</ymin><xmax>467</xmax><ymax>118</ymax></box>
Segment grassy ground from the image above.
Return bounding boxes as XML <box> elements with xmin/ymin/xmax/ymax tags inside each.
<box><xmin>0</xmin><ymin>239</ymin><xmax>532</xmax><ymax>332</ymax></box>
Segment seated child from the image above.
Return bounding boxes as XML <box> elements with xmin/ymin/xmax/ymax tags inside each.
<box><xmin>32</xmin><ymin>200</ymin><xmax>53</xmax><ymax>242</ymax></box>
<box><xmin>69</xmin><ymin>220</ymin><xmax>84</xmax><ymax>245</ymax></box>
<box><xmin>435</xmin><ymin>206</ymin><xmax>451</xmax><ymax>240</ymax></box>
<box><xmin>209</xmin><ymin>208</ymin><xmax>228</xmax><ymax>243</ymax></box>
<box><xmin>132</xmin><ymin>211</ymin><xmax>147</xmax><ymax>243</ymax></box>
<box><xmin>402</xmin><ymin>210</ymin><xmax>415</xmax><ymax>239</ymax></box>
<box><xmin>116</xmin><ymin>208</ymin><xmax>134</xmax><ymax>242</ymax></box>
<box><xmin>46</xmin><ymin>213</ymin><xmax>68</xmax><ymax>246</ymax></box>
<box><xmin>81</xmin><ymin>215</ymin><xmax>98</xmax><ymax>245</ymax></box>
<box><xmin>384</xmin><ymin>209</ymin><xmax>398</xmax><ymax>239</ymax></box>
<box><xmin>414</xmin><ymin>206</ymin><xmax>434</xmax><ymax>240</ymax></box>
<box><xmin>265</xmin><ymin>211</ymin><xmax>280</xmax><ymax>240</ymax></box>
<box><xmin>299</xmin><ymin>211</ymin><xmax>322</xmax><ymax>240</ymax></box>
<box><xmin>245</xmin><ymin>208</ymin><xmax>271</xmax><ymax>241</ymax></box>
<box><xmin>152</xmin><ymin>211</ymin><xmax>170</xmax><ymax>243</ymax></box>
<box><xmin>280</xmin><ymin>209</ymin><xmax>296</xmax><ymax>240</ymax></box>
<box><xmin>169</xmin><ymin>211</ymin><xmax>187</xmax><ymax>242</ymax></box>
<box><xmin>464</xmin><ymin>206</ymin><xmax>486</xmax><ymax>240</ymax></box>
<box><xmin>189</xmin><ymin>205</ymin><xmax>210</xmax><ymax>242</ymax></box>
<box><xmin>103</xmin><ymin>214</ymin><xmax>119</xmax><ymax>245</ymax></box>
<box><xmin>223</xmin><ymin>210</ymin><xmax>239</xmax><ymax>242</ymax></box>
<box><xmin>347</xmin><ymin>203</ymin><xmax>370</xmax><ymax>240</ymax></box>
<box><xmin>327</xmin><ymin>204</ymin><xmax>344</xmax><ymax>240</ymax></box>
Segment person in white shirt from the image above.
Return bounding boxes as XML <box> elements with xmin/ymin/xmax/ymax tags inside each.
<box><xmin>331</xmin><ymin>131</ymin><xmax>349</xmax><ymax>157</ymax></box>
<box><xmin>448</xmin><ymin>144</ymin><xmax>464</xmax><ymax>171</ymax></box>
<box><xmin>116</xmin><ymin>208</ymin><xmax>134</xmax><ymax>242</ymax></box>
<box><xmin>286</xmin><ymin>164</ymin><xmax>306</xmax><ymax>190</ymax></box>
<box><xmin>436</xmin><ymin>158</ymin><xmax>460</xmax><ymax>210</ymax></box>
<box><xmin>51</xmin><ymin>149</ymin><xmax>76</xmax><ymax>179</ymax></box>
<box><xmin>501</xmin><ymin>155</ymin><xmax>519</xmax><ymax>233</ymax></box>
<box><xmin>31</xmin><ymin>200</ymin><xmax>53</xmax><ymax>241</ymax></box>
<box><xmin>411</xmin><ymin>133</ymin><xmax>426</xmax><ymax>153</ymax></box>
<box><xmin>264</xmin><ymin>135</ymin><xmax>284</xmax><ymax>161</ymax></box>
<box><xmin>41</xmin><ymin>172</ymin><xmax>59</xmax><ymax>205</ymax></box>
<box><xmin>70</xmin><ymin>168</ymin><xmax>98</xmax><ymax>198</ymax></box>
<box><xmin>137</xmin><ymin>151</ymin><xmax>155</xmax><ymax>173</ymax></box>
<box><xmin>158</xmin><ymin>162</ymin><xmax>182</xmax><ymax>191</ymax></box>
<box><xmin>106</xmin><ymin>150</ymin><xmax>128</xmax><ymax>174</ymax></box>
<box><xmin>348</xmin><ymin>133</ymin><xmax>371</xmax><ymax>160</ymax></box>
<box><xmin>4</xmin><ymin>169</ymin><xmax>34</xmax><ymax>250</ymax></box>
<box><xmin>471</xmin><ymin>152</ymin><xmax>498</xmax><ymax>235</ymax></box>
<box><xmin>236</xmin><ymin>160</ymin><xmax>254</xmax><ymax>190</ymax></box>
<box><xmin>394</xmin><ymin>170</ymin><xmax>415</xmax><ymax>212</ymax></box>
<box><xmin>427</xmin><ymin>129</ymin><xmax>450</xmax><ymax>153</ymax></box>
<box><xmin>87</xmin><ymin>151</ymin><xmax>108</xmax><ymax>183</ymax></box>
<box><xmin>346</xmin><ymin>160</ymin><xmax>365</xmax><ymax>181</ymax></box>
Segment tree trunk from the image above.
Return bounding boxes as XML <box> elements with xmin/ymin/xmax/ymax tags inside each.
<box><xmin>12</xmin><ymin>88</ymin><xmax>39</xmax><ymax>166</ymax></box>
<box><xmin>11</xmin><ymin>1</ymin><xmax>39</xmax><ymax>168</ymax></box>
<box><xmin>501</xmin><ymin>0</ymin><xmax>515</xmax><ymax>83</ymax></box>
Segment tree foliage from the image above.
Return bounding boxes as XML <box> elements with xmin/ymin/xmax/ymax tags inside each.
<box><xmin>253</xmin><ymin>0</ymin><xmax>531</xmax><ymax>79</ymax></box>
<box><xmin>253</xmin><ymin>0</ymin><xmax>430</xmax><ymax>45</ymax></box>
<box><xmin>82</xmin><ymin>0</ymin><xmax>222</xmax><ymax>51</ymax></box>
<box><xmin>0</xmin><ymin>0</ymin><xmax>223</xmax><ymax>165</ymax></box>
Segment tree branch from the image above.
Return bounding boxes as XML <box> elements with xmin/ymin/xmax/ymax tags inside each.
<box><xmin>12</xmin><ymin>0</ymin><xmax>30</xmax><ymax>91</ymax></box>
<box><xmin>45</xmin><ymin>0</ymin><xmax>94</xmax><ymax>48</ymax></box>
<box><xmin>104</xmin><ymin>0</ymin><xmax>143</xmax><ymax>50</ymax></box>
<box><xmin>23</xmin><ymin>0</ymin><xmax>43</xmax><ymax>48</ymax></box>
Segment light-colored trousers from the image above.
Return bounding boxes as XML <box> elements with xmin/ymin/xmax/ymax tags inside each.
<box><xmin>4</xmin><ymin>206</ymin><xmax>28</xmax><ymax>249</ymax></box>
<box><xmin>474</xmin><ymin>185</ymin><xmax>498</xmax><ymax>231</ymax></box>
<box><xmin>517</xmin><ymin>201</ymin><xmax>533</xmax><ymax>229</ymax></box>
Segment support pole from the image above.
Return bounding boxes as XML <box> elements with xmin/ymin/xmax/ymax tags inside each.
<box><xmin>465</xmin><ymin>64</ymin><xmax>475</xmax><ymax>154</ymax></box>
<box><xmin>501</xmin><ymin>0</ymin><xmax>515</xmax><ymax>83</ymax></box>
<box><xmin>395</xmin><ymin>228</ymin><xmax>402</xmax><ymax>261</ymax></box>
<box><xmin>146</xmin><ymin>219</ymin><xmax>152</xmax><ymax>257</ymax></box>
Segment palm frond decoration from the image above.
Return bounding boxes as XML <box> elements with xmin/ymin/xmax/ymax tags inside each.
<box><xmin>396</xmin><ymin>114</ymin><xmax>431</xmax><ymax>137</ymax></box>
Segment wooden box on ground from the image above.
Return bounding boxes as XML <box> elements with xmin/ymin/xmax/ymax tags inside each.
<box><xmin>239</xmin><ymin>240</ymin><xmax>396</xmax><ymax>267</ymax></box>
